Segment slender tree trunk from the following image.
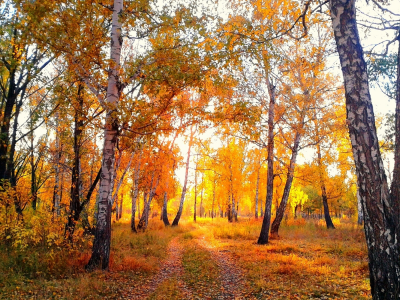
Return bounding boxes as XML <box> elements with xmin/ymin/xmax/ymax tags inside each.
<box><xmin>258</xmin><ymin>76</ymin><xmax>276</xmax><ymax>244</ymax></box>
<box><xmin>194</xmin><ymin>193</ymin><xmax>197</xmax><ymax>222</ymax></box>
<box><xmin>112</xmin><ymin>152</ymin><xmax>134</xmax><ymax>205</ymax></box>
<box><xmin>194</xmin><ymin>167</ymin><xmax>197</xmax><ymax>222</ymax></box>
<box><xmin>229</xmin><ymin>171</ymin><xmax>237</xmax><ymax>222</ymax></box>
<box><xmin>316</xmin><ymin>143</ymin><xmax>335</xmax><ymax>229</ymax></box>
<box><xmin>66</xmin><ymin>84</ymin><xmax>84</xmax><ymax>240</ymax></box>
<box><xmin>270</xmin><ymin>131</ymin><xmax>301</xmax><ymax>238</ymax></box>
<box><xmin>137</xmin><ymin>189</ymin><xmax>150</xmax><ymax>230</ymax></box>
<box><xmin>329</xmin><ymin>1</ymin><xmax>400</xmax><ymax>298</ymax></box>
<box><xmin>0</xmin><ymin>70</ymin><xmax>16</xmax><ymax>180</ymax></box>
<box><xmin>255</xmin><ymin>164</ymin><xmax>260</xmax><ymax>219</ymax></box>
<box><xmin>115</xmin><ymin>197</ymin><xmax>119</xmax><ymax>221</ymax></box>
<box><xmin>233</xmin><ymin>194</ymin><xmax>238</xmax><ymax>221</ymax></box>
<box><xmin>137</xmin><ymin>175</ymin><xmax>160</xmax><ymax>231</ymax></box>
<box><xmin>212</xmin><ymin>176</ymin><xmax>216</xmax><ymax>220</ymax></box>
<box><xmin>118</xmin><ymin>195</ymin><xmax>123</xmax><ymax>219</ymax></box>
<box><xmin>53</xmin><ymin>115</ymin><xmax>61</xmax><ymax>216</ymax></box>
<box><xmin>162</xmin><ymin>191</ymin><xmax>170</xmax><ymax>226</ymax></box>
<box><xmin>172</xmin><ymin>127</ymin><xmax>194</xmax><ymax>226</ymax></box>
<box><xmin>86</xmin><ymin>0</ymin><xmax>123</xmax><ymax>271</ymax></box>
<box><xmin>200</xmin><ymin>175</ymin><xmax>203</xmax><ymax>218</ymax></box>
<box><xmin>227</xmin><ymin>202</ymin><xmax>232</xmax><ymax>222</ymax></box>
<box><xmin>9</xmin><ymin>98</ymin><xmax>23</xmax><ymax>216</ymax></box>
<box><xmin>30</xmin><ymin>109</ymin><xmax>37</xmax><ymax>210</ymax></box>
<box><xmin>131</xmin><ymin>154</ymin><xmax>141</xmax><ymax>232</ymax></box>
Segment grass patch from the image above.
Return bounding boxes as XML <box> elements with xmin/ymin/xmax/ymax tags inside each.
<box><xmin>181</xmin><ymin>238</ymin><xmax>221</xmax><ymax>299</ymax></box>
<box><xmin>202</xmin><ymin>218</ymin><xmax>370</xmax><ymax>299</ymax></box>
<box><xmin>148</xmin><ymin>277</ymin><xmax>184</xmax><ymax>300</ymax></box>
<box><xmin>0</xmin><ymin>219</ymin><xmax>186</xmax><ymax>299</ymax></box>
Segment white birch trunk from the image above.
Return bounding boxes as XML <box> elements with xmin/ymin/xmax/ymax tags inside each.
<box><xmin>172</xmin><ymin>126</ymin><xmax>194</xmax><ymax>226</ymax></box>
<box><xmin>131</xmin><ymin>153</ymin><xmax>142</xmax><ymax>232</ymax></box>
<box><xmin>86</xmin><ymin>0</ymin><xmax>123</xmax><ymax>271</ymax></box>
<box><xmin>330</xmin><ymin>0</ymin><xmax>400</xmax><ymax>297</ymax></box>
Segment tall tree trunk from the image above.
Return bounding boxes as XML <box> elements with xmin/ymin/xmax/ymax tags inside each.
<box><xmin>255</xmin><ymin>164</ymin><xmax>260</xmax><ymax>219</ymax></box>
<box><xmin>112</xmin><ymin>152</ymin><xmax>134</xmax><ymax>205</ymax></box>
<box><xmin>162</xmin><ymin>191</ymin><xmax>170</xmax><ymax>226</ymax></box>
<box><xmin>131</xmin><ymin>154</ymin><xmax>141</xmax><ymax>232</ymax></box>
<box><xmin>10</xmin><ymin>98</ymin><xmax>23</xmax><ymax>216</ymax></box>
<box><xmin>390</xmin><ymin>34</ymin><xmax>400</xmax><ymax>238</ymax></box>
<box><xmin>137</xmin><ymin>175</ymin><xmax>160</xmax><ymax>231</ymax></box>
<box><xmin>53</xmin><ymin>114</ymin><xmax>61</xmax><ymax>217</ymax></box>
<box><xmin>115</xmin><ymin>196</ymin><xmax>119</xmax><ymax>221</ymax></box>
<box><xmin>0</xmin><ymin>69</ymin><xmax>17</xmax><ymax>180</ymax></box>
<box><xmin>30</xmin><ymin>107</ymin><xmax>37</xmax><ymax>210</ymax></box>
<box><xmin>118</xmin><ymin>195</ymin><xmax>123</xmax><ymax>219</ymax></box>
<box><xmin>194</xmin><ymin>167</ymin><xmax>197</xmax><ymax>222</ymax></box>
<box><xmin>66</xmin><ymin>84</ymin><xmax>84</xmax><ymax>240</ymax></box>
<box><xmin>212</xmin><ymin>175</ymin><xmax>216</xmax><ymax>220</ymax></box>
<box><xmin>200</xmin><ymin>175</ymin><xmax>203</xmax><ymax>218</ymax></box>
<box><xmin>86</xmin><ymin>0</ymin><xmax>123</xmax><ymax>271</ymax></box>
<box><xmin>137</xmin><ymin>189</ymin><xmax>150</xmax><ymax>230</ymax></box>
<box><xmin>229</xmin><ymin>170</ymin><xmax>237</xmax><ymax>222</ymax></box>
<box><xmin>270</xmin><ymin>130</ymin><xmax>301</xmax><ymax>238</ymax></box>
<box><xmin>329</xmin><ymin>1</ymin><xmax>400</xmax><ymax>298</ymax></box>
<box><xmin>232</xmin><ymin>194</ymin><xmax>238</xmax><ymax>221</ymax></box>
<box><xmin>258</xmin><ymin>76</ymin><xmax>276</xmax><ymax>244</ymax></box>
<box><xmin>172</xmin><ymin>127</ymin><xmax>194</xmax><ymax>226</ymax></box>
<box><xmin>316</xmin><ymin>142</ymin><xmax>335</xmax><ymax>229</ymax></box>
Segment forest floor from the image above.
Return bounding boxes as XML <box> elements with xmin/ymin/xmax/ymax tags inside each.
<box><xmin>0</xmin><ymin>217</ymin><xmax>371</xmax><ymax>299</ymax></box>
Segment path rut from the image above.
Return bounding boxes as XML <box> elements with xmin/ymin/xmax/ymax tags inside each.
<box><xmin>128</xmin><ymin>236</ymin><xmax>193</xmax><ymax>299</ymax></box>
<box><xmin>196</xmin><ymin>237</ymin><xmax>253</xmax><ymax>300</ymax></box>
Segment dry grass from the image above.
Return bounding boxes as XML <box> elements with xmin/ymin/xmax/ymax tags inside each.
<box><xmin>0</xmin><ymin>217</ymin><xmax>371</xmax><ymax>299</ymax></box>
<box><xmin>197</xmin><ymin>217</ymin><xmax>370</xmax><ymax>299</ymax></box>
<box><xmin>0</xmin><ymin>219</ymin><xmax>190</xmax><ymax>299</ymax></box>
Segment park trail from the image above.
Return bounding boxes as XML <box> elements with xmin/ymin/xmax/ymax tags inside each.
<box><xmin>125</xmin><ymin>227</ymin><xmax>253</xmax><ymax>299</ymax></box>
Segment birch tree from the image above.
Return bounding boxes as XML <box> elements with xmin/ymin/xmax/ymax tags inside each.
<box><xmin>329</xmin><ymin>0</ymin><xmax>400</xmax><ymax>297</ymax></box>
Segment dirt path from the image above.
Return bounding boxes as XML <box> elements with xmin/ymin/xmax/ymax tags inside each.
<box><xmin>196</xmin><ymin>236</ymin><xmax>253</xmax><ymax>300</ymax></box>
<box><xmin>128</xmin><ymin>236</ymin><xmax>193</xmax><ymax>299</ymax></box>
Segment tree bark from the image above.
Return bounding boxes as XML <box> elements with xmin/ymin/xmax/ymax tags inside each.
<box><xmin>194</xmin><ymin>166</ymin><xmax>197</xmax><ymax>222</ymax></box>
<box><xmin>212</xmin><ymin>174</ymin><xmax>216</xmax><ymax>220</ymax></box>
<box><xmin>137</xmin><ymin>175</ymin><xmax>160</xmax><ymax>231</ymax></box>
<box><xmin>30</xmin><ymin>106</ymin><xmax>37</xmax><ymax>211</ymax></box>
<box><xmin>112</xmin><ymin>152</ymin><xmax>135</xmax><ymax>205</ymax></box>
<box><xmin>200</xmin><ymin>175</ymin><xmax>204</xmax><ymax>218</ymax></box>
<box><xmin>115</xmin><ymin>197</ymin><xmax>119</xmax><ymax>221</ymax></box>
<box><xmin>270</xmin><ymin>104</ymin><xmax>304</xmax><ymax>238</ymax></box>
<box><xmin>255</xmin><ymin>163</ymin><xmax>260</xmax><ymax>219</ymax></box>
<box><xmin>390</xmin><ymin>34</ymin><xmax>400</xmax><ymax>239</ymax></box>
<box><xmin>162</xmin><ymin>191</ymin><xmax>170</xmax><ymax>226</ymax></box>
<box><xmin>258</xmin><ymin>76</ymin><xmax>275</xmax><ymax>244</ymax></box>
<box><xmin>66</xmin><ymin>84</ymin><xmax>84</xmax><ymax>240</ymax></box>
<box><xmin>357</xmin><ymin>188</ymin><xmax>363</xmax><ymax>225</ymax></box>
<box><xmin>329</xmin><ymin>0</ymin><xmax>400</xmax><ymax>298</ymax></box>
<box><xmin>316</xmin><ymin>142</ymin><xmax>335</xmax><ymax>229</ymax></box>
<box><xmin>53</xmin><ymin>114</ymin><xmax>61</xmax><ymax>217</ymax></box>
<box><xmin>172</xmin><ymin>127</ymin><xmax>194</xmax><ymax>226</ymax></box>
<box><xmin>131</xmin><ymin>154</ymin><xmax>141</xmax><ymax>232</ymax></box>
<box><xmin>86</xmin><ymin>0</ymin><xmax>123</xmax><ymax>271</ymax></box>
